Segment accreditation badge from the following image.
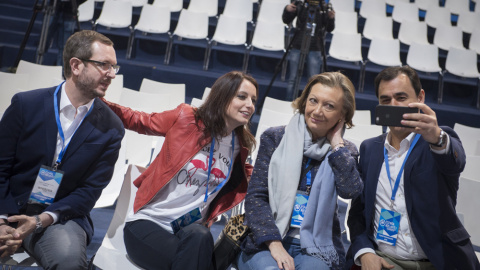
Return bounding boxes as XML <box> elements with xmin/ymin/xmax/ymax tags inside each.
<box><xmin>170</xmin><ymin>207</ymin><xmax>203</xmax><ymax>234</ymax></box>
<box><xmin>376</xmin><ymin>208</ymin><xmax>401</xmax><ymax>246</ymax></box>
<box><xmin>28</xmin><ymin>165</ymin><xmax>63</xmax><ymax>205</ymax></box>
<box><xmin>290</xmin><ymin>191</ymin><xmax>309</xmax><ymax>228</ymax></box>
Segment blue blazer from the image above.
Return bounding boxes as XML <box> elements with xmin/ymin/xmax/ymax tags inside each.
<box><xmin>346</xmin><ymin>127</ymin><xmax>480</xmax><ymax>270</ymax></box>
<box><xmin>0</xmin><ymin>86</ymin><xmax>124</xmax><ymax>243</ymax></box>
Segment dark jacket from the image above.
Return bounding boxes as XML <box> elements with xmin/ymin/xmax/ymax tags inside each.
<box><xmin>0</xmin><ymin>86</ymin><xmax>124</xmax><ymax>243</ymax></box>
<box><xmin>282</xmin><ymin>0</ymin><xmax>335</xmax><ymax>51</ymax></box>
<box><xmin>346</xmin><ymin>127</ymin><xmax>480</xmax><ymax>270</ymax></box>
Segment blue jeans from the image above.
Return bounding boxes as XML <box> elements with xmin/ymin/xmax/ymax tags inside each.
<box><xmin>47</xmin><ymin>13</ymin><xmax>76</xmax><ymax>66</ymax></box>
<box><xmin>23</xmin><ymin>220</ymin><xmax>88</xmax><ymax>270</ymax></box>
<box><xmin>236</xmin><ymin>237</ymin><xmax>330</xmax><ymax>270</ymax></box>
<box><xmin>286</xmin><ymin>49</ymin><xmax>323</xmax><ymax>101</ymax></box>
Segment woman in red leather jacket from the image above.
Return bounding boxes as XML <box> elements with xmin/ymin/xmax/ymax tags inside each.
<box><xmin>102</xmin><ymin>71</ymin><xmax>258</xmax><ymax>270</ymax></box>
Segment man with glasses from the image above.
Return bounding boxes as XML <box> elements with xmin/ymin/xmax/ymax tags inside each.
<box><xmin>0</xmin><ymin>30</ymin><xmax>124</xmax><ymax>269</ymax></box>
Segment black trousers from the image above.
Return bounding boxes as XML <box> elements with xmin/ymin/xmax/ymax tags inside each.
<box><xmin>124</xmin><ymin>219</ymin><xmax>214</xmax><ymax>270</ymax></box>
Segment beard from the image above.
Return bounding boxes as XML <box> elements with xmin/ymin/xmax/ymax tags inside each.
<box><xmin>76</xmin><ymin>68</ymin><xmax>110</xmax><ymax>100</ymax></box>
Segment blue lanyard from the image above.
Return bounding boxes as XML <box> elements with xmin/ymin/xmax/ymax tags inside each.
<box><xmin>383</xmin><ymin>134</ymin><xmax>420</xmax><ymax>204</ymax></box>
<box><xmin>203</xmin><ymin>132</ymin><xmax>235</xmax><ymax>202</ymax></box>
<box><xmin>305</xmin><ymin>158</ymin><xmax>312</xmax><ymax>187</ymax></box>
<box><xmin>53</xmin><ymin>82</ymin><xmax>94</xmax><ymax>169</ymax></box>
<box><xmin>305</xmin><ymin>158</ymin><xmax>312</xmax><ymax>195</ymax></box>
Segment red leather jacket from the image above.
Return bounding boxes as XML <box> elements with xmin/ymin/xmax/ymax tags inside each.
<box><xmin>104</xmin><ymin>101</ymin><xmax>253</xmax><ymax>224</ymax></box>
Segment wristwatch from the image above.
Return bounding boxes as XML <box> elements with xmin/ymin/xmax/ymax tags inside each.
<box><xmin>432</xmin><ymin>129</ymin><xmax>447</xmax><ymax>147</ymax></box>
<box><xmin>33</xmin><ymin>215</ymin><xmax>43</xmax><ymax>234</ymax></box>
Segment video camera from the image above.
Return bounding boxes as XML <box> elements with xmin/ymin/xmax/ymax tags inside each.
<box><xmin>303</xmin><ymin>0</ymin><xmax>333</xmax><ymax>13</ymax></box>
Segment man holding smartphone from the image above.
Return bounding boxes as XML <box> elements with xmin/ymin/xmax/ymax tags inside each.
<box><xmin>346</xmin><ymin>66</ymin><xmax>480</xmax><ymax>269</ymax></box>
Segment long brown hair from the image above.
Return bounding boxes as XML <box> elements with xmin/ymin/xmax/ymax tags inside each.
<box><xmin>194</xmin><ymin>71</ymin><xmax>258</xmax><ymax>153</ymax></box>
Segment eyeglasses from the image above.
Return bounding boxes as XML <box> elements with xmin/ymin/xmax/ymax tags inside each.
<box><xmin>79</xmin><ymin>58</ymin><xmax>120</xmax><ymax>74</ymax></box>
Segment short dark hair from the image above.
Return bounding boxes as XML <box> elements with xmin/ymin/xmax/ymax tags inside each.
<box><xmin>63</xmin><ymin>30</ymin><xmax>114</xmax><ymax>78</ymax></box>
<box><xmin>374</xmin><ymin>66</ymin><xmax>422</xmax><ymax>98</ymax></box>
<box><xmin>292</xmin><ymin>72</ymin><xmax>356</xmax><ymax>129</ymax></box>
<box><xmin>195</xmin><ymin>71</ymin><xmax>258</xmax><ymax>152</ymax></box>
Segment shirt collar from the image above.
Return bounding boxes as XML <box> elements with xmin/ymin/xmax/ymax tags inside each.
<box><xmin>60</xmin><ymin>83</ymin><xmax>95</xmax><ymax>112</ymax></box>
<box><xmin>385</xmin><ymin>131</ymin><xmax>416</xmax><ymax>155</ymax></box>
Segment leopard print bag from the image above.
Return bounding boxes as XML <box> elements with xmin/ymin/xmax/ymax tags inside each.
<box><xmin>213</xmin><ymin>214</ymin><xmax>249</xmax><ymax>270</ymax></box>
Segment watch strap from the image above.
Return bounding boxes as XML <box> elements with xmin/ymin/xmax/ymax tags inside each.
<box><xmin>34</xmin><ymin>215</ymin><xmax>43</xmax><ymax>234</ymax></box>
<box><xmin>432</xmin><ymin>129</ymin><xmax>446</xmax><ymax>147</ymax></box>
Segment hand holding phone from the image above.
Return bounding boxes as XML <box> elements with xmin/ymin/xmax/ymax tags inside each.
<box><xmin>375</xmin><ymin>105</ymin><xmax>419</xmax><ymax>127</ymax></box>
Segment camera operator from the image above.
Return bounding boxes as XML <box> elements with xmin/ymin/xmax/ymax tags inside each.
<box><xmin>45</xmin><ymin>0</ymin><xmax>85</xmax><ymax>66</ymax></box>
<box><xmin>283</xmin><ymin>0</ymin><xmax>335</xmax><ymax>101</ymax></box>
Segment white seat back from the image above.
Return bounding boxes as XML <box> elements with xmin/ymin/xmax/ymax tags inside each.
<box><xmin>104</xmin><ymin>74</ymin><xmax>124</xmax><ymax>103</ymax></box>
<box><xmin>469</xmin><ymin>28</ymin><xmax>480</xmax><ymax>55</ymax></box>
<box><xmin>94</xmin><ymin>138</ymin><xmax>127</xmax><ymax>208</ymax></box>
<box><xmin>222</xmin><ymin>0</ymin><xmax>253</xmax><ymax>21</ymax></box>
<box><xmin>445</xmin><ymin>48</ymin><xmax>480</xmax><ymax>78</ymax></box>
<box><xmin>457</xmin><ymin>11</ymin><xmax>480</xmax><ymax>34</ymax></box>
<box><xmin>330</xmin><ymin>0</ymin><xmax>355</xmax><ymax>12</ymax></box>
<box><xmin>139</xmin><ymin>78</ymin><xmax>185</xmax><ymax>107</ymax></box>
<box><xmin>174</xmin><ymin>9</ymin><xmax>209</xmax><ymax>39</ymax></box>
<box><xmin>392</xmin><ymin>2</ymin><xmax>419</xmax><ymax>23</ymax></box>
<box><xmin>344</xmin><ymin>124</ymin><xmax>383</xmax><ymax>142</ymax></box>
<box><xmin>462</xmin><ymin>156</ymin><xmax>480</xmax><ymax>181</ymax></box>
<box><xmin>251</xmin><ymin>20</ymin><xmax>286</xmax><ymax>51</ymax></box>
<box><xmin>406</xmin><ymin>43</ymin><xmax>441</xmax><ymax>73</ymax></box>
<box><xmin>332</xmin><ymin>11</ymin><xmax>358</xmax><ymax>35</ymax></box>
<box><xmin>359</xmin><ymin>0</ymin><xmax>387</xmax><ymax>19</ymax></box>
<box><xmin>414</xmin><ymin>0</ymin><xmax>437</xmax><ymax>10</ymax></box>
<box><xmin>153</xmin><ymin>0</ymin><xmax>182</xmax><ymax>12</ymax></box>
<box><xmin>456</xmin><ymin>176</ymin><xmax>480</xmax><ymax>246</ymax></box>
<box><xmin>433</xmin><ymin>25</ymin><xmax>465</xmax><ymax>51</ymax></box>
<box><xmin>124</xmin><ymin>130</ymin><xmax>154</xmax><ymax>167</ymax></box>
<box><xmin>212</xmin><ymin>15</ymin><xmax>248</xmax><ymax>45</ymax></box>
<box><xmin>352</xmin><ymin>110</ymin><xmax>372</xmax><ymax>126</ymax></box>
<box><xmin>202</xmin><ymin>87</ymin><xmax>211</xmax><ymax>100</ymax></box>
<box><xmin>329</xmin><ymin>32</ymin><xmax>363</xmax><ymax>62</ymax></box>
<box><xmin>93</xmin><ymin>164</ymin><xmax>146</xmax><ymax>269</ymax></box>
<box><xmin>95</xmin><ymin>0</ymin><xmax>133</xmax><ymax>28</ymax></box>
<box><xmin>262</xmin><ymin>97</ymin><xmax>294</xmax><ymax>114</ymax></box>
<box><xmin>135</xmin><ymin>4</ymin><xmax>170</xmax><ymax>34</ymax></box>
<box><xmin>256</xmin><ymin>0</ymin><xmax>289</xmax><ymax>24</ymax></box>
<box><xmin>16</xmin><ymin>60</ymin><xmax>63</xmax><ymax>90</ymax></box>
<box><xmin>363</xmin><ymin>15</ymin><xmax>394</xmax><ymax>40</ymax></box>
<box><xmin>119</xmin><ymin>88</ymin><xmax>176</xmax><ymax>112</ymax></box>
<box><xmin>78</xmin><ymin>0</ymin><xmax>95</xmax><ymax>22</ymax></box>
<box><xmin>251</xmin><ymin>109</ymin><xmax>293</xmax><ymax>164</ymax></box>
<box><xmin>367</xmin><ymin>38</ymin><xmax>402</xmax><ymax>67</ymax></box>
<box><xmin>425</xmin><ymin>5</ymin><xmax>452</xmax><ymax>28</ymax></box>
<box><xmin>132</xmin><ymin>0</ymin><xmax>148</xmax><ymax>7</ymax></box>
<box><xmin>398</xmin><ymin>20</ymin><xmax>429</xmax><ymax>45</ymax></box>
<box><xmin>187</xmin><ymin>0</ymin><xmax>218</xmax><ymax>17</ymax></box>
<box><xmin>0</xmin><ymin>72</ymin><xmax>30</xmax><ymax>112</ymax></box>
<box><xmin>444</xmin><ymin>0</ymin><xmax>470</xmax><ymax>15</ymax></box>
<box><xmin>454</xmin><ymin>123</ymin><xmax>480</xmax><ymax>156</ymax></box>
<box><xmin>190</xmin><ymin>97</ymin><xmax>204</xmax><ymax>108</ymax></box>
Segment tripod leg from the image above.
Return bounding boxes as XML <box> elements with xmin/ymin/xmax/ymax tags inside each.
<box><xmin>14</xmin><ymin>0</ymin><xmax>44</xmax><ymax>70</ymax></box>
<box><xmin>36</xmin><ymin>0</ymin><xmax>58</xmax><ymax>64</ymax></box>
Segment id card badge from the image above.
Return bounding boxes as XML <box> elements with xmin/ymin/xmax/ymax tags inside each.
<box><xmin>290</xmin><ymin>191</ymin><xmax>309</xmax><ymax>228</ymax></box>
<box><xmin>376</xmin><ymin>208</ymin><xmax>401</xmax><ymax>246</ymax></box>
<box><xmin>170</xmin><ymin>207</ymin><xmax>203</xmax><ymax>234</ymax></box>
<box><xmin>28</xmin><ymin>165</ymin><xmax>63</xmax><ymax>205</ymax></box>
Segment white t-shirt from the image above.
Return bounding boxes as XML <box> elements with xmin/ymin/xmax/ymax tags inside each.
<box><xmin>127</xmin><ymin>132</ymin><xmax>240</xmax><ymax>233</ymax></box>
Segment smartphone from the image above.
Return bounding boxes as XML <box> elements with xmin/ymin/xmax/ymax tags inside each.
<box><xmin>375</xmin><ymin>105</ymin><xmax>418</xmax><ymax>127</ymax></box>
